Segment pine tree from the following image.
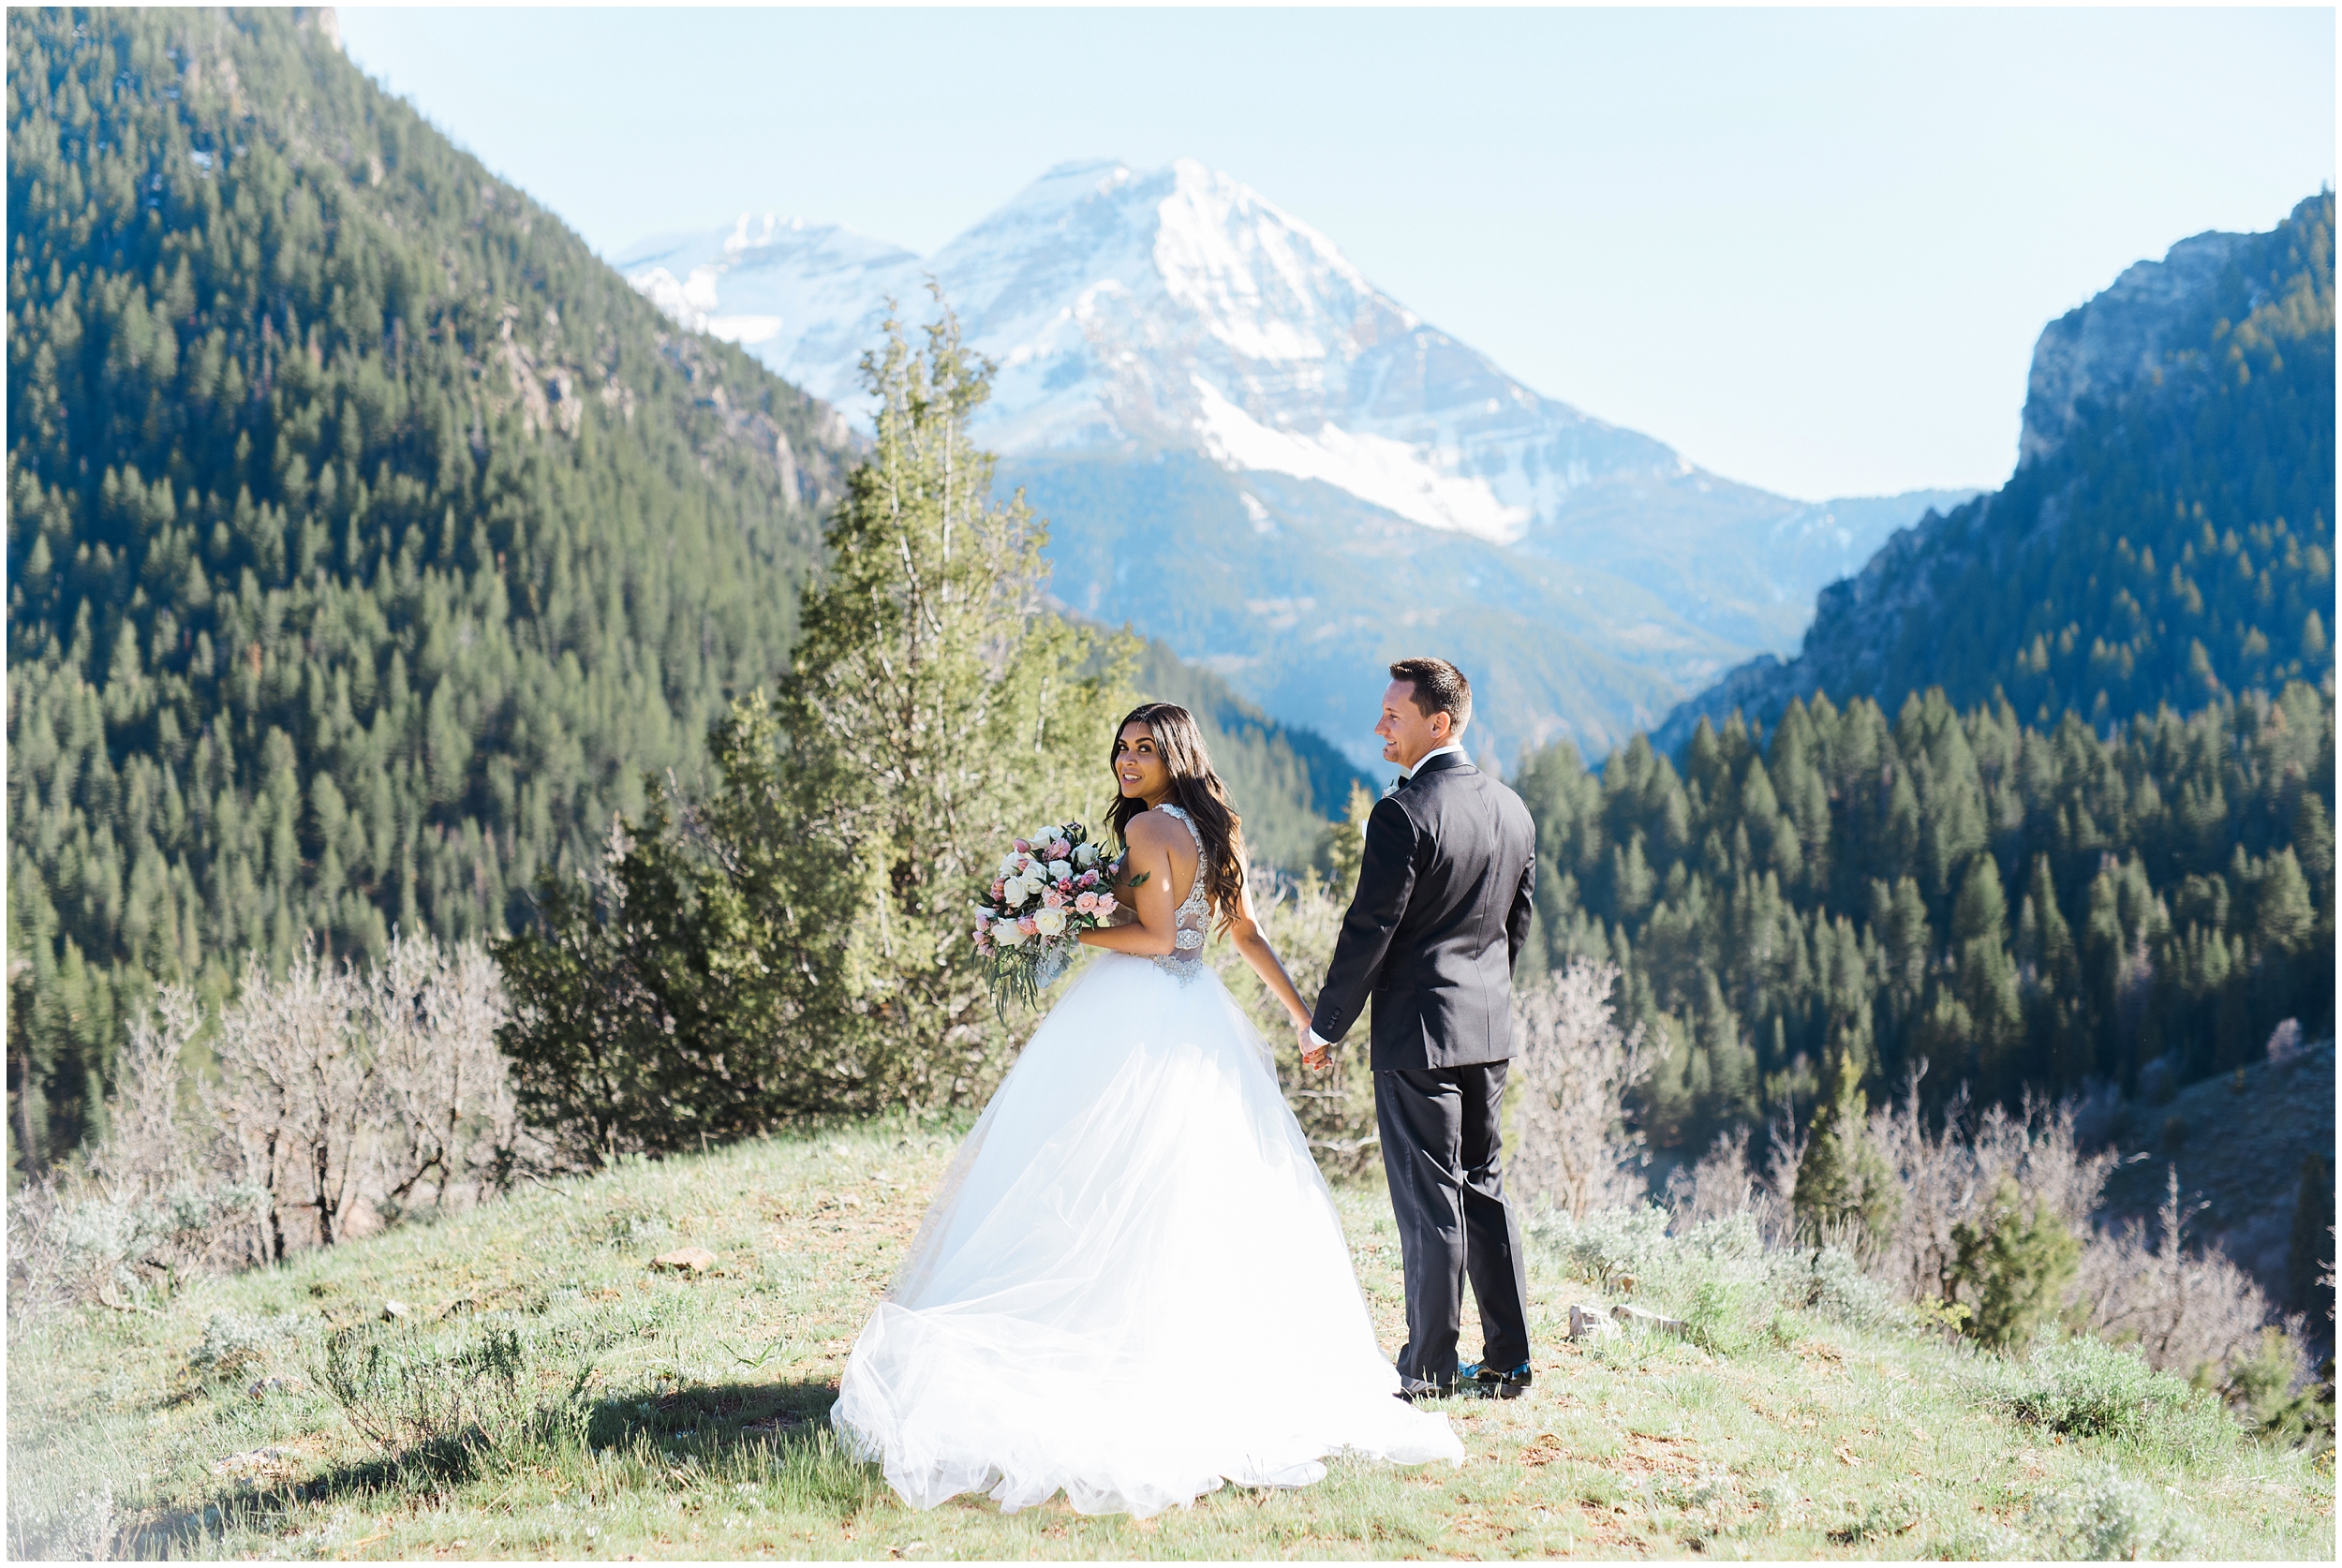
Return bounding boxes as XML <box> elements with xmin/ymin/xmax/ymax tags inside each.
<box><xmin>1947</xmin><ymin>855</ymin><xmax>2024</xmax><ymax>1100</ymax></box>
<box><xmin>1792</xmin><ymin>1060</ymin><xmax>1901</xmax><ymax>1254</ymax></box>
<box><xmin>496</xmin><ymin>303</ymin><xmax>1132</xmax><ymax>1154</ymax></box>
<box><xmin>2016</xmin><ymin>854</ymin><xmax>2086</xmax><ymax>1087</ymax></box>
<box><xmin>743</xmin><ymin>299</ymin><xmax>1132</xmax><ymax>1087</ymax></box>
<box><xmin>1949</xmin><ymin>1176</ymin><xmax>2082</xmax><ymax>1350</ymax></box>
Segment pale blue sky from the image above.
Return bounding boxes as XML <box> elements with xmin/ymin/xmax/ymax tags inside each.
<box><xmin>337</xmin><ymin>7</ymin><xmax>2333</xmax><ymax>502</ymax></box>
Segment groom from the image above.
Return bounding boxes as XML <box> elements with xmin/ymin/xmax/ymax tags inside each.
<box><xmin>1304</xmin><ymin>657</ymin><xmax>1538</xmax><ymax>1401</ymax></box>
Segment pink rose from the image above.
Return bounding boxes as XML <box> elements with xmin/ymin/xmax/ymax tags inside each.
<box><xmin>1075</xmin><ymin>892</ymin><xmax>1100</xmax><ymax>915</ymax></box>
<box><xmin>1042</xmin><ymin>889</ymin><xmax>1064</xmax><ymax>910</ymax></box>
<box><xmin>1049</xmin><ymin>839</ymin><xmax>1073</xmax><ymax>860</ymax></box>
<box><xmin>1017</xmin><ymin>916</ymin><xmax>1039</xmax><ymax>936</ymax></box>
<box><xmin>1013</xmin><ymin>838</ymin><xmax>1030</xmax><ymax>853</ymax></box>
<box><xmin>1094</xmin><ymin>895</ymin><xmax>1117</xmax><ymax>916</ymax></box>
<box><xmin>990</xmin><ymin>880</ymin><xmax>1006</xmax><ymax>900</ymax></box>
<box><xmin>1079</xmin><ymin>870</ymin><xmax>1101</xmax><ymax>888</ymax></box>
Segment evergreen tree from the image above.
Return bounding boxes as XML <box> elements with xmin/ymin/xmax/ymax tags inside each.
<box><xmin>1792</xmin><ymin>1061</ymin><xmax>1901</xmax><ymax>1254</ymax></box>
<box><xmin>1946</xmin><ymin>855</ymin><xmax>2024</xmax><ymax>1100</ymax></box>
<box><xmin>495</xmin><ymin>305</ymin><xmax>1130</xmax><ymax>1156</ymax></box>
<box><xmin>1949</xmin><ymin>1176</ymin><xmax>2083</xmax><ymax>1351</ymax></box>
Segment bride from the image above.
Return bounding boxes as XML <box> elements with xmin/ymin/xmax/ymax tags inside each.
<box><xmin>833</xmin><ymin>702</ymin><xmax>1465</xmax><ymax>1517</ymax></box>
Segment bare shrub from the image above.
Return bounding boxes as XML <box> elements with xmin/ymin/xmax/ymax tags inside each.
<box><xmin>2078</xmin><ymin>1167</ymin><xmax>2300</xmax><ymax>1383</ymax></box>
<box><xmin>1662</xmin><ymin>1110</ymin><xmax>1805</xmax><ymax>1247</ymax></box>
<box><xmin>1668</xmin><ymin>1126</ymin><xmax>1759</xmax><ymax>1228</ymax></box>
<box><xmin>212</xmin><ymin>947</ymin><xmax>376</xmax><ymax>1257</ymax></box>
<box><xmin>1511</xmin><ymin>959</ymin><xmax>1653</xmax><ymax>1218</ymax></box>
<box><xmin>214</xmin><ymin>936</ymin><xmax>530</xmax><ymax>1259</ymax></box>
<box><xmin>1865</xmin><ymin>1072</ymin><xmax>2116</xmax><ymax>1309</ymax></box>
<box><xmin>363</xmin><ymin>939</ymin><xmax>523</xmax><ymax>1216</ymax></box>
<box><xmin>83</xmin><ymin>986</ymin><xmax>201</xmax><ymax>1203</ymax></box>
<box><xmin>7</xmin><ymin>992</ymin><xmax>269</xmax><ymax>1315</ymax></box>
<box><xmin>7</xmin><ymin>936</ymin><xmax>528</xmax><ymax>1316</ymax></box>
<box><xmin>1855</xmin><ymin>1072</ymin><xmax>2299</xmax><ymax>1391</ymax></box>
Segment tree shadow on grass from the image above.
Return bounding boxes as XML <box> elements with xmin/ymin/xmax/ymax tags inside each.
<box><xmin>122</xmin><ymin>1377</ymin><xmax>872</xmax><ymax>1559</ymax></box>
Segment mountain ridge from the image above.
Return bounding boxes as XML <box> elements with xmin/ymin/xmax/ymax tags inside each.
<box><xmin>1653</xmin><ymin>193</ymin><xmax>2335</xmax><ymax>754</ymax></box>
<box><xmin>619</xmin><ymin>159</ymin><xmax>1975</xmax><ymax>765</ymax></box>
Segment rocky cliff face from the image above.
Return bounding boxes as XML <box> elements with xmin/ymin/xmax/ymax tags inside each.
<box><xmin>2018</xmin><ymin>230</ymin><xmax>2255</xmax><ymax>466</ymax></box>
<box><xmin>1653</xmin><ymin>194</ymin><xmax>2334</xmax><ymax>755</ymax></box>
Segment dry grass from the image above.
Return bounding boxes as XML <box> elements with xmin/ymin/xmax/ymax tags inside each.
<box><xmin>6</xmin><ymin>1118</ymin><xmax>2332</xmax><ymax>1561</ymax></box>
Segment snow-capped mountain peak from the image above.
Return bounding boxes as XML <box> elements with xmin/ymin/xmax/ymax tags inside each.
<box><xmin>614</xmin><ymin>162</ymin><xmax>1964</xmax><ymax>762</ymax></box>
<box><xmin>616</xmin><ymin>158</ymin><xmax>1668</xmax><ymax>546</ymax></box>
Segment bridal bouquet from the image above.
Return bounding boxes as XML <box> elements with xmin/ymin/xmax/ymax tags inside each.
<box><xmin>971</xmin><ymin>820</ymin><xmax>1131</xmax><ymax>1014</ymax></box>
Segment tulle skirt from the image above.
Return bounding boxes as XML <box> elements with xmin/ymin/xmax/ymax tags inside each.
<box><xmin>832</xmin><ymin>951</ymin><xmax>1463</xmax><ymax>1517</ymax></box>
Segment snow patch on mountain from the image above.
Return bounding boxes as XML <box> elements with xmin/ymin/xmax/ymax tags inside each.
<box><xmin>1192</xmin><ymin>377</ymin><xmax>1529</xmax><ymax>543</ymax></box>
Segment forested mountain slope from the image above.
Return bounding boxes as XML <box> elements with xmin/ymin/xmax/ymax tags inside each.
<box><xmin>5</xmin><ymin>7</ymin><xmax>853</xmax><ymax>1158</ymax></box>
<box><xmin>1519</xmin><ymin>682</ymin><xmax>2332</xmax><ymax>1149</ymax></box>
<box><xmin>1657</xmin><ymin>193</ymin><xmax>2335</xmax><ymax>752</ymax></box>
<box><xmin>2</xmin><ymin>9</ymin><xmax>1368</xmax><ymax>1168</ymax></box>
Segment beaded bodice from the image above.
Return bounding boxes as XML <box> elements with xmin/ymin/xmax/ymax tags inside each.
<box><xmin>1152</xmin><ymin>804</ymin><xmax>1210</xmax><ymax>983</ymax></box>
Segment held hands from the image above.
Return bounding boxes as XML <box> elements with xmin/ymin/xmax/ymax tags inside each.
<box><xmin>1296</xmin><ymin>1014</ymin><xmax>1330</xmax><ymax>1072</ymax></box>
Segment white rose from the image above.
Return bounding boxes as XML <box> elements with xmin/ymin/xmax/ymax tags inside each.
<box><xmin>999</xmin><ymin>852</ymin><xmax>1023</xmax><ymax>878</ymax></box>
<box><xmin>1032</xmin><ymin>908</ymin><xmax>1067</xmax><ymax>938</ymax></box>
<box><xmin>1073</xmin><ymin>843</ymin><xmax>1098</xmax><ymax>869</ymax></box>
<box><xmin>993</xmin><ymin>921</ymin><xmax>1027</xmax><ymax>948</ymax></box>
<box><xmin>1047</xmin><ymin>859</ymin><xmax>1073</xmax><ymax>881</ymax></box>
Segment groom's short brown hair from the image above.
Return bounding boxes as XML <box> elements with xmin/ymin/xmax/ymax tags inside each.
<box><xmin>1389</xmin><ymin>657</ymin><xmax>1472</xmax><ymax>733</ymax></box>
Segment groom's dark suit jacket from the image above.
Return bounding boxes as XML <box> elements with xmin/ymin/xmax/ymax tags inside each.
<box><xmin>1311</xmin><ymin>750</ymin><xmax>1537</xmax><ymax>1070</ymax></box>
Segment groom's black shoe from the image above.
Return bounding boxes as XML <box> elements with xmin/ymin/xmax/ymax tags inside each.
<box><xmin>1460</xmin><ymin>1359</ymin><xmax>1532</xmax><ymax>1399</ymax></box>
<box><xmin>1394</xmin><ymin>1375</ymin><xmax>1456</xmax><ymax>1403</ymax></box>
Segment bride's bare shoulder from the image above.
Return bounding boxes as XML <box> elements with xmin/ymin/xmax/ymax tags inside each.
<box><xmin>1125</xmin><ymin>808</ymin><xmax>1182</xmax><ymax>841</ymax></box>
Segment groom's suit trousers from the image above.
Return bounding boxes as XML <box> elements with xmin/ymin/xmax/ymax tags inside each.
<box><xmin>1377</xmin><ymin>1060</ymin><xmax>1533</xmax><ymax>1390</ymax></box>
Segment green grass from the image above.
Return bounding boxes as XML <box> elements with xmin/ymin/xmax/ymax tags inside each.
<box><xmin>7</xmin><ymin>1119</ymin><xmax>2332</xmax><ymax>1561</ymax></box>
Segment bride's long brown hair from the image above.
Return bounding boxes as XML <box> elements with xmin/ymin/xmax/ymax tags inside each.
<box><xmin>1106</xmin><ymin>703</ymin><xmax>1246</xmax><ymax>931</ymax></box>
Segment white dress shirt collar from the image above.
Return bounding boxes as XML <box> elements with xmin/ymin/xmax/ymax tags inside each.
<box><xmin>1401</xmin><ymin>743</ymin><xmax>1468</xmax><ymax>780</ymax></box>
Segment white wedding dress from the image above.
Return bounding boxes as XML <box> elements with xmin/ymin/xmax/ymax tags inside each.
<box><xmin>833</xmin><ymin>805</ymin><xmax>1463</xmax><ymax>1517</ymax></box>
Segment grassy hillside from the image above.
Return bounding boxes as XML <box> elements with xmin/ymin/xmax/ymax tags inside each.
<box><xmin>7</xmin><ymin>1120</ymin><xmax>2328</xmax><ymax>1560</ymax></box>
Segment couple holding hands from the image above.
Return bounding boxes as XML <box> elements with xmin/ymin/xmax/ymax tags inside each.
<box><xmin>836</xmin><ymin>656</ymin><xmax>1539</xmax><ymax>1519</ymax></box>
